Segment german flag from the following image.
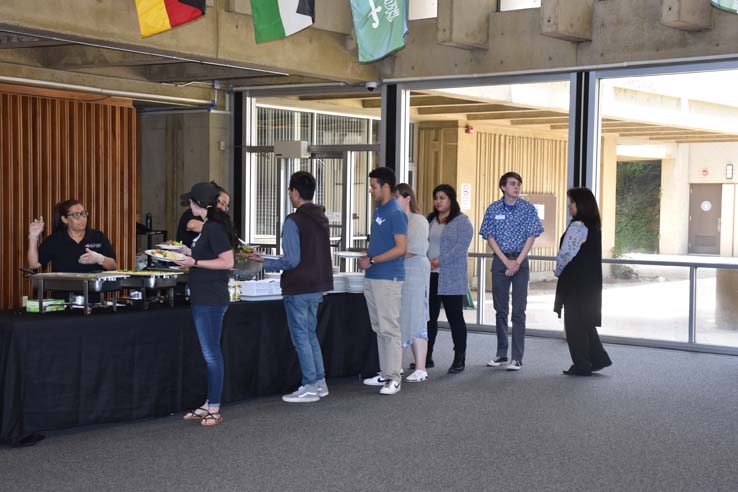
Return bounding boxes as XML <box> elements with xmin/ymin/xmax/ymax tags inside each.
<box><xmin>135</xmin><ymin>0</ymin><xmax>206</xmax><ymax>38</ymax></box>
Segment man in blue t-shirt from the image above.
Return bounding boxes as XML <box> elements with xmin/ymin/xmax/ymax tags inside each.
<box><xmin>479</xmin><ymin>171</ymin><xmax>544</xmax><ymax>371</ymax></box>
<box><xmin>358</xmin><ymin>167</ymin><xmax>408</xmax><ymax>395</ymax></box>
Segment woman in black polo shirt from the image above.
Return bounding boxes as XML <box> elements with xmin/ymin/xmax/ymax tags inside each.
<box><xmin>175</xmin><ymin>182</ymin><xmax>235</xmax><ymax>427</ymax></box>
<box><xmin>27</xmin><ymin>199</ymin><xmax>117</xmax><ymax>272</ymax></box>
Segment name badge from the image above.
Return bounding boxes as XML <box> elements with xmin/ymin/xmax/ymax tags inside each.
<box><xmin>494</xmin><ymin>214</ymin><xmax>505</xmax><ymax>220</ymax></box>
<box><xmin>375</xmin><ymin>216</ymin><xmax>386</xmax><ymax>226</ymax></box>
<box><xmin>85</xmin><ymin>243</ymin><xmax>102</xmax><ymax>249</ymax></box>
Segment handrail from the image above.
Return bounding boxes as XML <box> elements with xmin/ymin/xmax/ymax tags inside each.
<box><xmin>467</xmin><ymin>252</ymin><xmax>738</xmax><ymax>353</ymax></box>
<box><xmin>468</xmin><ymin>252</ymin><xmax>738</xmax><ymax>270</ymax></box>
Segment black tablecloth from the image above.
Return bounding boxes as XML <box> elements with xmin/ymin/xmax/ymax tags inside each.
<box><xmin>0</xmin><ymin>294</ymin><xmax>378</xmax><ymax>445</ymax></box>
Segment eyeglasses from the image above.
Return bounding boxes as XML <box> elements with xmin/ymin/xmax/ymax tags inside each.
<box><xmin>66</xmin><ymin>211</ymin><xmax>90</xmax><ymax>219</ymax></box>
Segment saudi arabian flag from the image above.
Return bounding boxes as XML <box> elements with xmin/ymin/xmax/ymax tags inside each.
<box><xmin>251</xmin><ymin>0</ymin><xmax>315</xmax><ymax>43</ymax></box>
<box><xmin>350</xmin><ymin>0</ymin><xmax>408</xmax><ymax>63</ymax></box>
<box><xmin>712</xmin><ymin>0</ymin><xmax>738</xmax><ymax>14</ymax></box>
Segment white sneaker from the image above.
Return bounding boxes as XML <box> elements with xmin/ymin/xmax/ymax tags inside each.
<box><xmin>316</xmin><ymin>379</ymin><xmax>329</xmax><ymax>398</ymax></box>
<box><xmin>487</xmin><ymin>357</ymin><xmax>508</xmax><ymax>367</ymax></box>
<box><xmin>379</xmin><ymin>380</ymin><xmax>401</xmax><ymax>395</ymax></box>
<box><xmin>282</xmin><ymin>385</ymin><xmax>319</xmax><ymax>403</ymax></box>
<box><xmin>507</xmin><ymin>360</ymin><xmax>523</xmax><ymax>371</ymax></box>
<box><xmin>405</xmin><ymin>370</ymin><xmax>428</xmax><ymax>383</ymax></box>
<box><xmin>363</xmin><ymin>374</ymin><xmax>389</xmax><ymax>386</ymax></box>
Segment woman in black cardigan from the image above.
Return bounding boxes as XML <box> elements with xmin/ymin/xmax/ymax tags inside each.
<box><xmin>554</xmin><ymin>188</ymin><xmax>612</xmax><ymax>376</ymax></box>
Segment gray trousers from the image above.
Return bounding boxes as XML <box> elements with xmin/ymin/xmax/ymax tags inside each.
<box><xmin>491</xmin><ymin>256</ymin><xmax>530</xmax><ymax>362</ymax></box>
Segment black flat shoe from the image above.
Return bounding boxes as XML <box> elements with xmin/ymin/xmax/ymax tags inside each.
<box><xmin>563</xmin><ymin>366</ymin><xmax>592</xmax><ymax>376</ymax></box>
<box><xmin>448</xmin><ymin>352</ymin><xmax>465</xmax><ymax>374</ymax></box>
<box><xmin>591</xmin><ymin>362</ymin><xmax>611</xmax><ymax>372</ymax></box>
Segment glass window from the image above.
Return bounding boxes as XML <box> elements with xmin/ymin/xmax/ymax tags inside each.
<box><xmin>499</xmin><ymin>0</ymin><xmax>541</xmax><ymax>11</ymax></box>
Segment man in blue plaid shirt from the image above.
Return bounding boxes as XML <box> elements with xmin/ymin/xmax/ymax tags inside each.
<box><xmin>479</xmin><ymin>172</ymin><xmax>543</xmax><ymax>371</ymax></box>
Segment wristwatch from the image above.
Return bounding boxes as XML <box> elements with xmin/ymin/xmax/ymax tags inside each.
<box><xmin>194</xmin><ymin>258</ymin><xmax>199</xmax><ymax>266</ymax></box>
<box><xmin>369</xmin><ymin>257</ymin><xmax>375</xmax><ymax>265</ymax></box>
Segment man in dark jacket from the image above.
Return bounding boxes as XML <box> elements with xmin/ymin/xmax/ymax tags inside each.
<box><xmin>250</xmin><ymin>171</ymin><xmax>333</xmax><ymax>403</ymax></box>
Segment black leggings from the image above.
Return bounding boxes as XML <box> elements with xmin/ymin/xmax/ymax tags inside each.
<box><xmin>427</xmin><ymin>272</ymin><xmax>467</xmax><ymax>354</ymax></box>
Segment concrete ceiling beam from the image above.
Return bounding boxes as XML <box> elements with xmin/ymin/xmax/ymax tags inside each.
<box><xmin>510</xmin><ymin>117</ymin><xmax>570</xmax><ymax>125</ymax></box>
<box><xmin>437</xmin><ymin>0</ymin><xmax>496</xmax><ymax>50</ymax></box>
<box><xmin>541</xmin><ymin>0</ymin><xmax>595</xmax><ymax>42</ymax></box>
<box><xmin>661</xmin><ymin>0</ymin><xmax>713</xmax><ymax>32</ymax></box>
<box><xmin>467</xmin><ymin>110</ymin><xmax>566</xmax><ymax>120</ymax></box>
<box><xmin>417</xmin><ymin>103</ymin><xmax>533</xmax><ymax>115</ymax></box>
<box><xmin>653</xmin><ymin>136</ymin><xmax>738</xmax><ymax>141</ymax></box>
<box><xmin>0</xmin><ymin>0</ymin><xmax>376</xmax><ymax>83</ymax></box>
<box><xmin>363</xmin><ymin>95</ymin><xmax>487</xmax><ymax>109</ymax></box>
<box><xmin>145</xmin><ymin>62</ymin><xmax>276</xmax><ymax>83</ymax></box>
<box><xmin>42</xmin><ymin>45</ymin><xmax>182</xmax><ymax>70</ymax></box>
<box><xmin>673</xmin><ymin>138</ymin><xmax>738</xmax><ymax>143</ymax></box>
<box><xmin>0</xmin><ymin>33</ymin><xmax>65</xmax><ymax>49</ymax></box>
<box><xmin>0</xmin><ymin>61</ymin><xmax>214</xmax><ymax>104</ymax></box>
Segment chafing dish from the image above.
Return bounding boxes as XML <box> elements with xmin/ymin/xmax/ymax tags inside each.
<box><xmin>113</xmin><ymin>270</ymin><xmax>185</xmax><ymax>309</ymax></box>
<box><xmin>32</xmin><ymin>272</ymin><xmax>129</xmax><ymax>314</ymax></box>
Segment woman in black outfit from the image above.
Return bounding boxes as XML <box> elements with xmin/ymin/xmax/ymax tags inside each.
<box><xmin>554</xmin><ymin>188</ymin><xmax>612</xmax><ymax>376</ymax></box>
<box><xmin>175</xmin><ymin>182</ymin><xmax>236</xmax><ymax>426</ymax></box>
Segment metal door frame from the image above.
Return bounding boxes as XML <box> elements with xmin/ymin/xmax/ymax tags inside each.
<box><xmin>244</xmin><ymin>144</ymin><xmax>379</xmax><ymax>253</ymax></box>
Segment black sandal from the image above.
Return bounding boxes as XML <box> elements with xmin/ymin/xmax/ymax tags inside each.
<box><xmin>183</xmin><ymin>407</ymin><xmax>208</xmax><ymax>420</ymax></box>
<box><xmin>200</xmin><ymin>411</ymin><xmax>223</xmax><ymax>427</ymax></box>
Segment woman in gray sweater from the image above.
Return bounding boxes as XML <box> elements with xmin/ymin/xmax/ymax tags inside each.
<box><xmin>426</xmin><ymin>184</ymin><xmax>474</xmax><ymax>373</ymax></box>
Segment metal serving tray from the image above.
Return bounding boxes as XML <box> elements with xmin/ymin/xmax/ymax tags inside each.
<box><xmin>31</xmin><ymin>272</ymin><xmax>129</xmax><ymax>314</ymax></box>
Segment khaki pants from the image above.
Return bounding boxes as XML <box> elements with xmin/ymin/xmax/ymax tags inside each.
<box><xmin>364</xmin><ymin>278</ymin><xmax>404</xmax><ymax>383</ymax></box>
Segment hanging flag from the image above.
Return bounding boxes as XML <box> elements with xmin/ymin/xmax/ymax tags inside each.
<box><xmin>712</xmin><ymin>0</ymin><xmax>738</xmax><ymax>14</ymax></box>
<box><xmin>251</xmin><ymin>0</ymin><xmax>316</xmax><ymax>43</ymax></box>
<box><xmin>135</xmin><ymin>0</ymin><xmax>206</xmax><ymax>38</ymax></box>
<box><xmin>350</xmin><ymin>0</ymin><xmax>408</xmax><ymax>63</ymax></box>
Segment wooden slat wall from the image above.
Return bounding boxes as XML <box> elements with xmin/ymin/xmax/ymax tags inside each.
<box><xmin>0</xmin><ymin>84</ymin><xmax>137</xmax><ymax>309</ymax></box>
<box><xmin>470</xmin><ymin>131</ymin><xmax>569</xmax><ymax>265</ymax></box>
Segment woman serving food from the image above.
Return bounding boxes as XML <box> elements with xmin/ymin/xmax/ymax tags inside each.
<box><xmin>27</xmin><ymin>199</ymin><xmax>117</xmax><ymax>272</ymax></box>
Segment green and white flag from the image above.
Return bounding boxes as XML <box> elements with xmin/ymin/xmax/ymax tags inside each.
<box><xmin>251</xmin><ymin>0</ymin><xmax>315</xmax><ymax>43</ymax></box>
<box><xmin>350</xmin><ymin>0</ymin><xmax>408</xmax><ymax>63</ymax></box>
<box><xmin>712</xmin><ymin>0</ymin><xmax>738</xmax><ymax>14</ymax></box>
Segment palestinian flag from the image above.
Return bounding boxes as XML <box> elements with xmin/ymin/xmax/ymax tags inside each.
<box><xmin>251</xmin><ymin>0</ymin><xmax>315</xmax><ymax>44</ymax></box>
<box><xmin>135</xmin><ymin>0</ymin><xmax>206</xmax><ymax>38</ymax></box>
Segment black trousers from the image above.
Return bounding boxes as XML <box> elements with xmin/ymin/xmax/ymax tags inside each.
<box><xmin>427</xmin><ymin>272</ymin><xmax>467</xmax><ymax>355</ymax></box>
<box><xmin>564</xmin><ymin>303</ymin><xmax>611</xmax><ymax>371</ymax></box>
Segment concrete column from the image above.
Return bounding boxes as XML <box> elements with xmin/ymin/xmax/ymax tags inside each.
<box><xmin>600</xmin><ymin>135</ymin><xmax>617</xmax><ymax>264</ymax></box>
<box><xmin>659</xmin><ymin>145</ymin><xmax>690</xmax><ymax>255</ymax></box>
<box><xmin>720</xmin><ymin>184</ymin><xmax>735</xmax><ymax>257</ymax></box>
<box><xmin>139</xmin><ymin>111</ymin><xmax>233</xmax><ymax>242</ymax></box>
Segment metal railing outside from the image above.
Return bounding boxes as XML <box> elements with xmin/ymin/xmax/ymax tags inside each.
<box><xmin>466</xmin><ymin>253</ymin><xmax>738</xmax><ymax>356</ymax></box>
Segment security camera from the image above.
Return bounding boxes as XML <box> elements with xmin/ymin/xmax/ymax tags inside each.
<box><xmin>365</xmin><ymin>81</ymin><xmax>378</xmax><ymax>92</ymax></box>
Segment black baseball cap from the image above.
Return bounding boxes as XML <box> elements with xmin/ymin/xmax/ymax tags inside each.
<box><xmin>180</xmin><ymin>182</ymin><xmax>220</xmax><ymax>208</ymax></box>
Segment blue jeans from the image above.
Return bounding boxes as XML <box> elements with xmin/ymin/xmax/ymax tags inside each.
<box><xmin>191</xmin><ymin>304</ymin><xmax>228</xmax><ymax>406</ymax></box>
<box><xmin>283</xmin><ymin>293</ymin><xmax>325</xmax><ymax>386</ymax></box>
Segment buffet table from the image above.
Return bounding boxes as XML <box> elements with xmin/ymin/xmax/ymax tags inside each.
<box><xmin>0</xmin><ymin>293</ymin><xmax>378</xmax><ymax>445</ymax></box>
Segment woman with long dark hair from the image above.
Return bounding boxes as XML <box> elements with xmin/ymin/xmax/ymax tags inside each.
<box><xmin>554</xmin><ymin>187</ymin><xmax>612</xmax><ymax>376</ymax></box>
<box><xmin>28</xmin><ymin>199</ymin><xmax>117</xmax><ymax>272</ymax></box>
<box><xmin>175</xmin><ymin>182</ymin><xmax>235</xmax><ymax>426</ymax></box>
<box><xmin>394</xmin><ymin>183</ymin><xmax>431</xmax><ymax>382</ymax></box>
<box><xmin>425</xmin><ymin>184</ymin><xmax>473</xmax><ymax>373</ymax></box>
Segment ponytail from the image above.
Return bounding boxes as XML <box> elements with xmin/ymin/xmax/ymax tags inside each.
<box><xmin>206</xmin><ymin>206</ymin><xmax>237</xmax><ymax>248</ymax></box>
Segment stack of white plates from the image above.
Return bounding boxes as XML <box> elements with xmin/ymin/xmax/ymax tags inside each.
<box><xmin>239</xmin><ymin>279</ymin><xmax>282</xmax><ymax>301</ymax></box>
<box><xmin>345</xmin><ymin>273</ymin><xmax>365</xmax><ymax>293</ymax></box>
